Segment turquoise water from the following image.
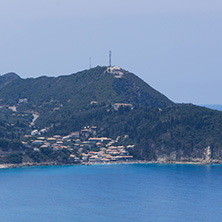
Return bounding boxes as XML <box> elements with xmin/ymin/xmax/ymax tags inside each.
<box><xmin>0</xmin><ymin>164</ymin><xmax>222</xmax><ymax>222</ymax></box>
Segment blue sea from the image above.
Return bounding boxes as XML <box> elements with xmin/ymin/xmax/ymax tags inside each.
<box><xmin>0</xmin><ymin>164</ymin><xmax>222</xmax><ymax>222</ymax></box>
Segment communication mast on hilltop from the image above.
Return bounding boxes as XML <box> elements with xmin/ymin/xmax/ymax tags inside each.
<box><xmin>109</xmin><ymin>50</ymin><xmax>111</xmax><ymax>67</ymax></box>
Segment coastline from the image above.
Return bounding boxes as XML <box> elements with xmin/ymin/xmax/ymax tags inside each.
<box><xmin>1</xmin><ymin>159</ymin><xmax>222</xmax><ymax>169</ymax></box>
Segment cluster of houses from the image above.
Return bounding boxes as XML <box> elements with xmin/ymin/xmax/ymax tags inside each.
<box><xmin>22</xmin><ymin>126</ymin><xmax>135</xmax><ymax>164</ymax></box>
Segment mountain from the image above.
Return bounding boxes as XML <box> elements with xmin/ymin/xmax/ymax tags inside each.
<box><xmin>0</xmin><ymin>72</ymin><xmax>20</xmax><ymax>89</ymax></box>
<box><xmin>92</xmin><ymin>104</ymin><xmax>222</xmax><ymax>162</ymax></box>
<box><xmin>0</xmin><ymin>66</ymin><xmax>174</xmax><ymax>131</ymax></box>
<box><xmin>0</xmin><ymin>66</ymin><xmax>173</xmax><ymax>109</ymax></box>
<box><xmin>0</xmin><ymin>66</ymin><xmax>222</xmax><ymax>164</ymax></box>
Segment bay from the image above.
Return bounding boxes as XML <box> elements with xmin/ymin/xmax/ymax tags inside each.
<box><xmin>0</xmin><ymin>164</ymin><xmax>222</xmax><ymax>222</ymax></box>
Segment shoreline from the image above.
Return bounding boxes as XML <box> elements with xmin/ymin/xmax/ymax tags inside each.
<box><xmin>1</xmin><ymin>159</ymin><xmax>222</xmax><ymax>169</ymax></box>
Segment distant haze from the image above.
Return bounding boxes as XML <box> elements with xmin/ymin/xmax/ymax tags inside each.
<box><xmin>0</xmin><ymin>0</ymin><xmax>221</xmax><ymax>104</ymax></box>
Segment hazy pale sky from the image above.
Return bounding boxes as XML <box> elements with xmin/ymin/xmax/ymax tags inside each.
<box><xmin>0</xmin><ymin>0</ymin><xmax>222</xmax><ymax>104</ymax></box>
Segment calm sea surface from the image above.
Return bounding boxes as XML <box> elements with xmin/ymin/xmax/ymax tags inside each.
<box><xmin>0</xmin><ymin>164</ymin><xmax>222</xmax><ymax>222</ymax></box>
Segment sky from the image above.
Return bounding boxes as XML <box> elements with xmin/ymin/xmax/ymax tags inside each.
<box><xmin>0</xmin><ymin>0</ymin><xmax>221</xmax><ymax>104</ymax></box>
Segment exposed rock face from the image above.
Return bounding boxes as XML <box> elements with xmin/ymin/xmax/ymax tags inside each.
<box><xmin>155</xmin><ymin>146</ymin><xmax>213</xmax><ymax>164</ymax></box>
<box><xmin>204</xmin><ymin>146</ymin><xmax>212</xmax><ymax>163</ymax></box>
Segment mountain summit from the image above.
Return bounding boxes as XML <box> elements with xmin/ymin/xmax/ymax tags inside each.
<box><xmin>0</xmin><ymin>66</ymin><xmax>174</xmax><ymax>109</ymax></box>
<box><xmin>0</xmin><ymin>72</ymin><xmax>20</xmax><ymax>89</ymax></box>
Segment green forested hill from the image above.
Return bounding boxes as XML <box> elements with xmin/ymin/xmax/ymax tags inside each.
<box><xmin>0</xmin><ymin>66</ymin><xmax>222</xmax><ymax>163</ymax></box>
<box><xmin>0</xmin><ymin>66</ymin><xmax>173</xmax><ymax>112</ymax></box>
<box><xmin>0</xmin><ymin>72</ymin><xmax>20</xmax><ymax>90</ymax></box>
<box><xmin>42</xmin><ymin>103</ymin><xmax>222</xmax><ymax>161</ymax></box>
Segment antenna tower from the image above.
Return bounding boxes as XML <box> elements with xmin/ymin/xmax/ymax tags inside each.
<box><xmin>109</xmin><ymin>50</ymin><xmax>111</xmax><ymax>67</ymax></box>
<box><xmin>89</xmin><ymin>57</ymin><xmax>92</xmax><ymax>69</ymax></box>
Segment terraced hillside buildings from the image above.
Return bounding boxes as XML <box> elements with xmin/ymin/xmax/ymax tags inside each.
<box><xmin>22</xmin><ymin>126</ymin><xmax>134</xmax><ymax>165</ymax></box>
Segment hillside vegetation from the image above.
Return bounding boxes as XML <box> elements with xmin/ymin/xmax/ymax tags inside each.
<box><xmin>0</xmin><ymin>66</ymin><xmax>221</xmax><ymax>164</ymax></box>
<box><xmin>41</xmin><ymin>104</ymin><xmax>222</xmax><ymax>161</ymax></box>
<box><xmin>0</xmin><ymin>66</ymin><xmax>173</xmax><ymax>112</ymax></box>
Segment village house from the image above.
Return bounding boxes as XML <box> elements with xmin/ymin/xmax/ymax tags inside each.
<box><xmin>47</xmin><ymin>137</ymin><xmax>57</xmax><ymax>142</ymax></box>
<box><xmin>80</xmin><ymin>129</ymin><xmax>90</xmax><ymax>137</ymax></box>
<box><xmin>69</xmin><ymin>131</ymin><xmax>80</xmax><ymax>138</ymax></box>
<box><xmin>33</xmin><ymin>140</ymin><xmax>44</xmax><ymax>145</ymax></box>
<box><xmin>31</xmin><ymin>130</ymin><xmax>38</xmax><ymax>136</ymax></box>
<box><xmin>88</xmin><ymin>137</ymin><xmax>112</xmax><ymax>143</ymax></box>
<box><xmin>62</xmin><ymin>135</ymin><xmax>71</xmax><ymax>141</ymax></box>
<box><xmin>40</xmin><ymin>144</ymin><xmax>50</xmax><ymax>149</ymax></box>
<box><xmin>127</xmin><ymin>145</ymin><xmax>135</xmax><ymax>149</ymax></box>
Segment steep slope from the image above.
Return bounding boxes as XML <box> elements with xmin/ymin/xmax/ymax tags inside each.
<box><xmin>44</xmin><ymin>103</ymin><xmax>222</xmax><ymax>162</ymax></box>
<box><xmin>92</xmin><ymin>104</ymin><xmax>222</xmax><ymax>162</ymax></box>
<box><xmin>0</xmin><ymin>66</ymin><xmax>174</xmax><ymax>112</ymax></box>
<box><xmin>0</xmin><ymin>67</ymin><xmax>222</xmax><ymax>163</ymax></box>
<box><xmin>0</xmin><ymin>72</ymin><xmax>20</xmax><ymax>89</ymax></box>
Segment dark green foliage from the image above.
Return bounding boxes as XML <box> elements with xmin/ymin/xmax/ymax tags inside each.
<box><xmin>25</xmin><ymin>149</ymin><xmax>71</xmax><ymax>164</ymax></box>
<box><xmin>0</xmin><ymin>108</ymin><xmax>32</xmax><ymax>151</ymax></box>
<box><xmin>0</xmin><ymin>67</ymin><xmax>222</xmax><ymax>163</ymax></box>
<box><xmin>0</xmin><ymin>153</ymin><xmax>23</xmax><ymax>164</ymax></box>
<box><xmin>45</xmin><ymin>104</ymin><xmax>222</xmax><ymax>161</ymax></box>
<box><xmin>0</xmin><ymin>72</ymin><xmax>20</xmax><ymax>89</ymax></box>
<box><xmin>0</xmin><ymin>66</ymin><xmax>173</xmax><ymax>117</ymax></box>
